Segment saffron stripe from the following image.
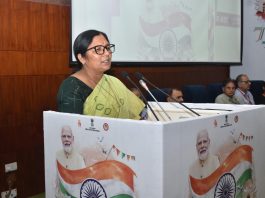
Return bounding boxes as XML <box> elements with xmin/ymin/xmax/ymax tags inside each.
<box><xmin>57</xmin><ymin>160</ymin><xmax>136</xmax><ymax>191</ymax></box>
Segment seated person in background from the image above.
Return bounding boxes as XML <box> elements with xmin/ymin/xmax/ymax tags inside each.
<box><xmin>256</xmin><ymin>81</ymin><xmax>265</xmax><ymax>104</ymax></box>
<box><xmin>234</xmin><ymin>74</ymin><xmax>255</xmax><ymax>104</ymax></box>
<box><xmin>57</xmin><ymin>29</ymin><xmax>145</xmax><ymax>119</ymax></box>
<box><xmin>166</xmin><ymin>88</ymin><xmax>184</xmax><ymax>103</ymax></box>
<box><xmin>215</xmin><ymin>79</ymin><xmax>240</xmax><ymax>104</ymax></box>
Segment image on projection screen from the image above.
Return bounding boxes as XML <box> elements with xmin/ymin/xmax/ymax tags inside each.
<box><xmin>71</xmin><ymin>0</ymin><xmax>241</xmax><ymax>64</ymax></box>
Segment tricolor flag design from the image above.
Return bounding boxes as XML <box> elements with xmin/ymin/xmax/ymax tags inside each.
<box><xmin>190</xmin><ymin>145</ymin><xmax>254</xmax><ymax>197</ymax></box>
<box><xmin>57</xmin><ymin>160</ymin><xmax>136</xmax><ymax>198</ymax></box>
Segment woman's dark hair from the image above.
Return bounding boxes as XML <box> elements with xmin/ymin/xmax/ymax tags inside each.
<box><xmin>222</xmin><ymin>78</ymin><xmax>236</xmax><ymax>87</ymax></box>
<box><xmin>73</xmin><ymin>30</ymin><xmax>109</xmax><ymax>66</ymax></box>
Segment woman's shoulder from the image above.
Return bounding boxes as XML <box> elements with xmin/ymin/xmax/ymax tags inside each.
<box><xmin>58</xmin><ymin>76</ymin><xmax>93</xmax><ymax>97</ymax></box>
<box><xmin>61</xmin><ymin>76</ymin><xmax>82</xmax><ymax>84</ymax></box>
<box><xmin>60</xmin><ymin>76</ymin><xmax>88</xmax><ymax>89</ymax></box>
<box><xmin>215</xmin><ymin>93</ymin><xmax>225</xmax><ymax>100</ymax></box>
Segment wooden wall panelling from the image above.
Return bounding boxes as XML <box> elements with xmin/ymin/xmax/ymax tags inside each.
<box><xmin>0</xmin><ymin>0</ymin><xmax>69</xmax><ymax>52</ymax></box>
<box><xmin>12</xmin><ymin>0</ymin><xmax>30</xmax><ymax>50</ymax></box>
<box><xmin>111</xmin><ymin>65</ymin><xmax>229</xmax><ymax>89</ymax></box>
<box><xmin>0</xmin><ymin>0</ymin><xmax>71</xmax><ymax>196</ymax></box>
<box><xmin>0</xmin><ymin>75</ymin><xmax>67</xmax><ymax>196</ymax></box>
<box><xmin>17</xmin><ymin>142</ymin><xmax>44</xmax><ymax>196</ymax></box>
<box><xmin>0</xmin><ymin>75</ymin><xmax>67</xmax><ymax>115</ymax></box>
<box><xmin>0</xmin><ymin>51</ymin><xmax>69</xmax><ymax>75</ymax></box>
<box><xmin>0</xmin><ymin>0</ymin><xmax>12</xmax><ymax>49</ymax></box>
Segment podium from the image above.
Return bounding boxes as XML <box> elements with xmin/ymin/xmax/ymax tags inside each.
<box><xmin>44</xmin><ymin>103</ymin><xmax>265</xmax><ymax>197</ymax></box>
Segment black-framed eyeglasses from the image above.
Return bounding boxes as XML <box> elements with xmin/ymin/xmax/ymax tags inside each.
<box><xmin>86</xmin><ymin>44</ymin><xmax>115</xmax><ymax>55</ymax></box>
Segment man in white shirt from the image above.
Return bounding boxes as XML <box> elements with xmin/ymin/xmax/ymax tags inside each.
<box><xmin>234</xmin><ymin>74</ymin><xmax>255</xmax><ymax>104</ymax></box>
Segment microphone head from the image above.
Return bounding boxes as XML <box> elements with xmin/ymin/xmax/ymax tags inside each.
<box><xmin>135</xmin><ymin>72</ymin><xmax>143</xmax><ymax>80</ymax></box>
<box><xmin>139</xmin><ymin>79</ymin><xmax>149</xmax><ymax>91</ymax></box>
<box><xmin>121</xmin><ymin>71</ymin><xmax>129</xmax><ymax>79</ymax></box>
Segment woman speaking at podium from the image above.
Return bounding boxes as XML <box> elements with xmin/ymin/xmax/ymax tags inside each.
<box><xmin>57</xmin><ymin>30</ymin><xmax>145</xmax><ymax>120</ymax></box>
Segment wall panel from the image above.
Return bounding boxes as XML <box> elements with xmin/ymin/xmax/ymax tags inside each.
<box><xmin>0</xmin><ymin>75</ymin><xmax>67</xmax><ymax>196</ymax></box>
<box><xmin>0</xmin><ymin>51</ymin><xmax>69</xmax><ymax>76</ymax></box>
<box><xmin>0</xmin><ymin>0</ymin><xmax>69</xmax><ymax>51</ymax></box>
<box><xmin>111</xmin><ymin>65</ymin><xmax>229</xmax><ymax>89</ymax></box>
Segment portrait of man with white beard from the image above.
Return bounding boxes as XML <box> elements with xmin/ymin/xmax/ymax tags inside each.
<box><xmin>56</xmin><ymin>125</ymin><xmax>85</xmax><ymax>170</ymax></box>
<box><xmin>189</xmin><ymin>129</ymin><xmax>220</xmax><ymax>179</ymax></box>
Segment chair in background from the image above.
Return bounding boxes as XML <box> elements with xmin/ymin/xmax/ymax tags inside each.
<box><xmin>182</xmin><ymin>85</ymin><xmax>209</xmax><ymax>103</ymax></box>
<box><xmin>249</xmin><ymin>80</ymin><xmax>265</xmax><ymax>104</ymax></box>
<box><xmin>145</xmin><ymin>88</ymin><xmax>171</xmax><ymax>102</ymax></box>
<box><xmin>207</xmin><ymin>82</ymin><xmax>223</xmax><ymax>103</ymax></box>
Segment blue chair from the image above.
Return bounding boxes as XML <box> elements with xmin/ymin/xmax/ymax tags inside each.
<box><xmin>182</xmin><ymin>85</ymin><xmax>209</xmax><ymax>103</ymax></box>
<box><xmin>249</xmin><ymin>80</ymin><xmax>265</xmax><ymax>104</ymax></box>
<box><xmin>207</xmin><ymin>83</ymin><xmax>223</xmax><ymax>103</ymax></box>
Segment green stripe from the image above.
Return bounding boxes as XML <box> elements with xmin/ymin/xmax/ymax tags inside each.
<box><xmin>59</xmin><ymin>179</ymin><xmax>76</xmax><ymax>198</ymax></box>
<box><xmin>111</xmin><ymin>195</ymin><xmax>133</xmax><ymax>198</ymax></box>
<box><xmin>236</xmin><ymin>168</ymin><xmax>252</xmax><ymax>198</ymax></box>
<box><xmin>59</xmin><ymin>180</ymin><xmax>133</xmax><ymax>198</ymax></box>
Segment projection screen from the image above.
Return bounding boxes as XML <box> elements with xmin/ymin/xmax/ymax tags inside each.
<box><xmin>71</xmin><ymin>0</ymin><xmax>242</xmax><ymax>66</ymax></box>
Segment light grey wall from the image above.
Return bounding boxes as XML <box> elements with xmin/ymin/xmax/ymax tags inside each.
<box><xmin>230</xmin><ymin>0</ymin><xmax>265</xmax><ymax>80</ymax></box>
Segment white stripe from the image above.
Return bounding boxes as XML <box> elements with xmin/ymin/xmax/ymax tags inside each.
<box><xmin>101</xmin><ymin>179</ymin><xmax>135</xmax><ymax>197</ymax></box>
<box><xmin>230</xmin><ymin>161</ymin><xmax>252</xmax><ymax>181</ymax></box>
<box><xmin>58</xmin><ymin>174</ymin><xmax>82</xmax><ymax>197</ymax></box>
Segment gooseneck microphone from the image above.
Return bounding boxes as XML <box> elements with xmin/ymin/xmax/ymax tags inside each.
<box><xmin>139</xmin><ymin>79</ymin><xmax>172</xmax><ymax>121</ymax></box>
<box><xmin>135</xmin><ymin>72</ymin><xmax>200</xmax><ymax>116</ymax></box>
<box><xmin>120</xmin><ymin>71</ymin><xmax>160</xmax><ymax>121</ymax></box>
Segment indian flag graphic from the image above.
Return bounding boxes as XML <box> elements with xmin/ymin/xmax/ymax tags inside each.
<box><xmin>190</xmin><ymin>145</ymin><xmax>254</xmax><ymax>198</ymax></box>
<box><xmin>57</xmin><ymin>160</ymin><xmax>136</xmax><ymax>198</ymax></box>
